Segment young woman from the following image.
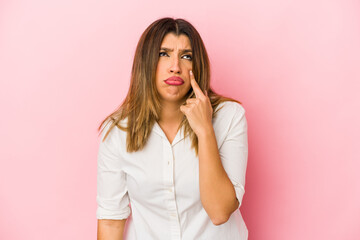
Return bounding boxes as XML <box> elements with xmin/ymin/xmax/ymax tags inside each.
<box><xmin>96</xmin><ymin>17</ymin><xmax>248</xmax><ymax>240</ymax></box>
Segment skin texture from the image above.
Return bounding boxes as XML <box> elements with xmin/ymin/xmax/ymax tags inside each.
<box><xmin>97</xmin><ymin>219</ymin><xmax>126</xmax><ymax>240</ymax></box>
<box><xmin>155</xmin><ymin>33</ymin><xmax>193</xmax><ymax>105</ymax></box>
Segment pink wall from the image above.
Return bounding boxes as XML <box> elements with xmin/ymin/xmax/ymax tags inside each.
<box><xmin>1</xmin><ymin>0</ymin><xmax>359</xmax><ymax>239</ymax></box>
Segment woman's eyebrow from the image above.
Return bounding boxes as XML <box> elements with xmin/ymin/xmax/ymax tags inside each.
<box><xmin>160</xmin><ymin>47</ymin><xmax>192</xmax><ymax>53</ymax></box>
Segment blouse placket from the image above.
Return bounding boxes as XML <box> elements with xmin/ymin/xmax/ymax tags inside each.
<box><xmin>154</xmin><ymin>122</ymin><xmax>185</xmax><ymax>240</ymax></box>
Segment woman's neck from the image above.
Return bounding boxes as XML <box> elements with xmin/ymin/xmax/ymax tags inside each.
<box><xmin>158</xmin><ymin>101</ymin><xmax>184</xmax><ymax>126</ymax></box>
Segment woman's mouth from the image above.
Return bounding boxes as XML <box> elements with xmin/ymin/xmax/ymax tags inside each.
<box><xmin>164</xmin><ymin>76</ymin><xmax>184</xmax><ymax>86</ymax></box>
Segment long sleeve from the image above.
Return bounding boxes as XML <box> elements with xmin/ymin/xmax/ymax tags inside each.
<box><xmin>96</xmin><ymin>121</ymin><xmax>131</xmax><ymax>220</ymax></box>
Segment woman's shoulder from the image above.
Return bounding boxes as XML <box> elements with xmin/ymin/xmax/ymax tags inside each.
<box><xmin>214</xmin><ymin>100</ymin><xmax>246</xmax><ymax>119</ymax></box>
<box><xmin>211</xmin><ymin>100</ymin><xmax>246</xmax><ymax>146</ymax></box>
<box><xmin>100</xmin><ymin>117</ymin><xmax>128</xmax><ymax>140</ymax></box>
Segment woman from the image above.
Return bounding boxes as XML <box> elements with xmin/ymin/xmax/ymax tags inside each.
<box><xmin>96</xmin><ymin>17</ymin><xmax>248</xmax><ymax>240</ymax></box>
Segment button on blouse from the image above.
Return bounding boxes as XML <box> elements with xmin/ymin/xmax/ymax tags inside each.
<box><xmin>96</xmin><ymin>101</ymin><xmax>249</xmax><ymax>240</ymax></box>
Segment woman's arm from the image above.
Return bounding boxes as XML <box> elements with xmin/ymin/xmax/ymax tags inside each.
<box><xmin>180</xmin><ymin>70</ymin><xmax>246</xmax><ymax>226</ymax></box>
<box><xmin>97</xmin><ymin>219</ymin><xmax>127</xmax><ymax>240</ymax></box>
<box><xmin>197</xmin><ymin>128</ymin><xmax>239</xmax><ymax>226</ymax></box>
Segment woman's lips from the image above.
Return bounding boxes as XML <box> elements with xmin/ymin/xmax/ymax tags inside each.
<box><xmin>164</xmin><ymin>76</ymin><xmax>184</xmax><ymax>86</ymax></box>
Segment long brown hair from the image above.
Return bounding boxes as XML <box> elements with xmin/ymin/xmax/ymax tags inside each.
<box><xmin>98</xmin><ymin>17</ymin><xmax>241</xmax><ymax>155</ymax></box>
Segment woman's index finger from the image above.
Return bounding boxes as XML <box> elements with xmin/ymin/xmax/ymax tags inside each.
<box><xmin>190</xmin><ymin>70</ymin><xmax>204</xmax><ymax>98</ymax></box>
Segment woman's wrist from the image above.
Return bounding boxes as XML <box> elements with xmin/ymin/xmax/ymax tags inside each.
<box><xmin>196</xmin><ymin>124</ymin><xmax>215</xmax><ymax>140</ymax></box>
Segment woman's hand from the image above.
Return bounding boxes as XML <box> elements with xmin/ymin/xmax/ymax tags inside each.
<box><xmin>180</xmin><ymin>70</ymin><xmax>213</xmax><ymax>137</ymax></box>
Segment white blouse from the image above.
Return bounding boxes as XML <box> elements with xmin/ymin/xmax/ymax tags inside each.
<box><xmin>96</xmin><ymin>101</ymin><xmax>249</xmax><ymax>240</ymax></box>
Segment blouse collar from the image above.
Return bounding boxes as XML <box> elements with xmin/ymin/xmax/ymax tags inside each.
<box><xmin>153</xmin><ymin>121</ymin><xmax>188</xmax><ymax>147</ymax></box>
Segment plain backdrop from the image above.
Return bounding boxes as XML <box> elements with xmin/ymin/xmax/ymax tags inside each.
<box><xmin>1</xmin><ymin>0</ymin><xmax>359</xmax><ymax>239</ymax></box>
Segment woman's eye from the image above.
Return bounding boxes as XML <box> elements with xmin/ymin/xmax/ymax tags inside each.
<box><xmin>183</xmin><ymin>55</ymin><xmax>192</xmax><ymax>60</ymax></box>
<box><xmin>159</xmin><ymin>52</ymin><xmax>192</xmax><ymax>60</ymax></box>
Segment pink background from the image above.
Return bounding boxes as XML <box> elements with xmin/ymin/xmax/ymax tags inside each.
<box><xmin>1</xmin><ymin>0</ymin><xmax>359</xmax><ymax>239</ymax></box>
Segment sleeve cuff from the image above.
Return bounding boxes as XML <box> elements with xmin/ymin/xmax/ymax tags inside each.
<box><xmin>230</xmin><ymin>179</ymin><xmax>245</xmax><ymax>208</ymax></box>
<box><xmin>96</xmin><ymin>205</ymin><xmax>131</xmax><ymax>220</ymax></box>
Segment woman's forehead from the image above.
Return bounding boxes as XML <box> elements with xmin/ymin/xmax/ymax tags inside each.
<box><xmin>160</xmin><ymin>33</ymin><xmax>192</xmax><ymax>51</ymax></box>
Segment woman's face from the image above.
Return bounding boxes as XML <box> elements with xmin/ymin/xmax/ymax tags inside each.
<box><xmin>155</xmin><ymin>33</ymin><xmax>193</xmax><ymax>104</ymax></box>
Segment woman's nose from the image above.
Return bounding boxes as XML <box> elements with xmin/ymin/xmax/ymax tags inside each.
<box><xmin>169</xmin><ymin>57</ymin><xmax>181</xmax><ymax>73</ymax></box>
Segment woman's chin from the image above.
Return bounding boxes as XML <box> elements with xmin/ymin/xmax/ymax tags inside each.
<box><xmin>158</xmin><ymin>88</ymin><xmax>187</xmax><ymax>102</ymax></box>
<box><xmin>160</xmin><ymin>94</ymin><xmax>186</xmax><ymax>104</ymax></box>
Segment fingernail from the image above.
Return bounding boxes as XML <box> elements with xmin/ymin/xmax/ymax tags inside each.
<box><xmin>190</xmin><ymin>70</ymin><xmax>193</xmax><ymax>75</ymax></box>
